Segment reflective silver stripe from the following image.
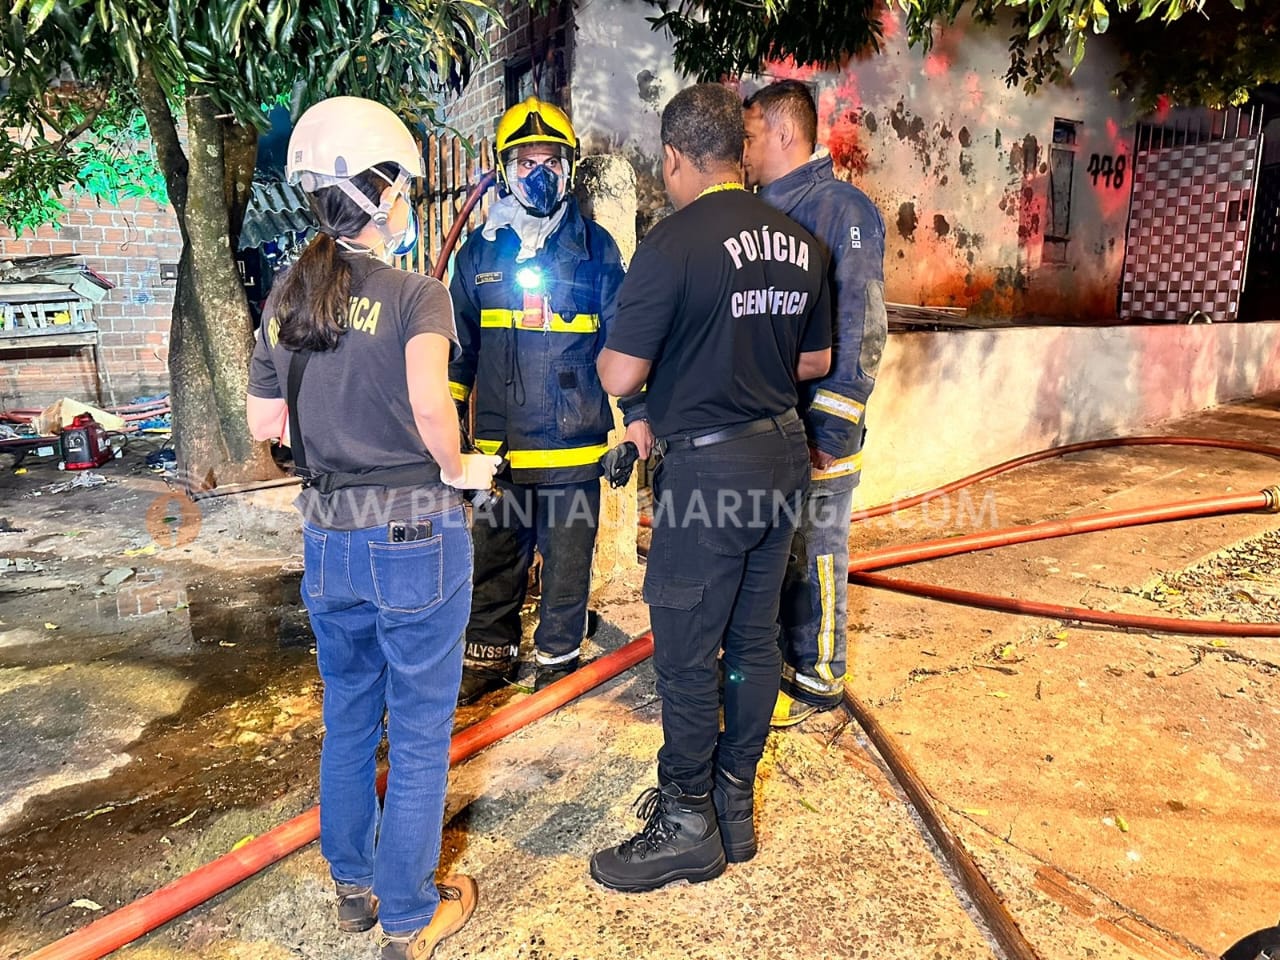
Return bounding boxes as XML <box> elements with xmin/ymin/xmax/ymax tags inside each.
<box><xmin>811</xmin><ymin>389</ymin><xmax>865</xmax><ymax>424</ymax></box>
<box><xmin>793</xmin><ymin>671</ymin><xmax>842</xmax><ymax>696</ymax></box>
<box><xmin>535</xmin><ymin>646</ymin><xmax>581</xmax><ymax>666</ymax></box>
<box><xmin>815</xmin><ymin>553</ymin><xmax>837</xmax><ymax>682</ymax></box>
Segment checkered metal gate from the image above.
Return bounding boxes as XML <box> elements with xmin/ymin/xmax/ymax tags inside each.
<box><xmin>1254</xmin><ymin>163</ymin><xmax>1280</xmax><ymax>262</ymax></box>
<box><xmin>1119</xmin><ymin>137</ymin><xmax>1263</xmax><ymax>322</ymax></box>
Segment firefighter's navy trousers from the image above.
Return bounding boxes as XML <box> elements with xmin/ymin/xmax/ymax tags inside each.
<box><xmin>465</xmin><ymin>477</ymin><xmax>600</xmax><ymax>669</ymax></box>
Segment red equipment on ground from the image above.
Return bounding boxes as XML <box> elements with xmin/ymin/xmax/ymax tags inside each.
<box><xmin>58</xmin><ymin>413</ymin><xmax>116</xmax><ymax>470</ymax></box>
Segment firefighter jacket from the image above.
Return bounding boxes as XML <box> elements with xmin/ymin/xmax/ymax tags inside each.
<box><xmin>448</xmin><ymin>197</ymin><xmax>625</xmax><ymax>485</ymax></box>
<box><xmin>760</xmin><ymin>156</ymin><xmax>887</xmax><ymax>487</ymax></box>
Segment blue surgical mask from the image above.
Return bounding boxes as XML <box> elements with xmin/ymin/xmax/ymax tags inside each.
<box><xmin>516</xmin><ymin>164</ymin><xmax>564</xmax><ymax>217</ymax></box>
<box><xmin>390</xmin><ymin>206</ymin><xmax>418</xmax><ymax>257</ymax></box>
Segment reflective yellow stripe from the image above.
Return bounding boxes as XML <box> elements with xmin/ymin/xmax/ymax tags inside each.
<box><xmin>812</xmin><ymin>389</ymin><xmax>864</xmax><ymax>425</ymax></box>
<box><xmin>479</xmin><ymin>308</ymin><xmax>599</xmax><ymax>334</ymax></box>
<box><xmin>475</xmin><ymin>438</ymin><xmax>502</xmax><ymax>455</ymax></box>
<box><xmin>449</xmin><ymin>381</ymin><xmax>471</xmax><ymax>402</ymax></box>
<box><xmin>816</xmin><ymin>553</ymin><xmax>836</xmax><ymax>682</ymax></box>
<box><xmin>507</xmin><ymin>443</ymin><xmax>608</xmax><ymax>470</ymax></box>
<box><xmin>814</xmin><ymin>450</ymin><xmax>864</xmax><ymax>480</ymax></box>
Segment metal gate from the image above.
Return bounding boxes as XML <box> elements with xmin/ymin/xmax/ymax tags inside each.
<box><xmin>1119</xmin><ymin>107</ymin><xmax>1265</xmax><ymax>322</ymax></box>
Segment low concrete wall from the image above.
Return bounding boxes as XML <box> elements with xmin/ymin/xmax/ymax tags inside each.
<box><xmin>859</xmin><ymin>321</ymin><xmax>1280</xmax><ymax>507</ymax></box>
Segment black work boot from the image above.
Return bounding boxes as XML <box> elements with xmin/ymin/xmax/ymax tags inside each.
<box><xmin>534</xmin><ymin>656</ymin><xmax>579</xmax><ymax>691</ymax></box>
<box><xmin>335</xmin><ymin>881</ymin><xmax>378</xmax><ymax>933</ymax></box>
<box><xmin>590</xmin><ymin>782</ymin><xmax>726</xmax><ymax>892</ymax></box>
<box><xmin>457</xmin><ymin>653</ymin><xmax>518</xmax><ymax>705</ymax></box>
<box><xmin>712</xmin><ymin>767</ymin><xmax>756</xmax><ymax>863</ymax></box>
<box><xmin>532</xmin><ymin>608</ymin><xmax>597</xmax><ymax>691</ymax></box>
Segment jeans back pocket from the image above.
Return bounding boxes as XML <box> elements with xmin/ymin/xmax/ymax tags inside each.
<box><xmin>302</xmin><ymin>526</ymin><xmax>327</xmax><ymax>599</ymax></box>
<box><xmin>369</xmin><ymin>537</ymin><xmax>444</xmax><ymax>614</ymax></box>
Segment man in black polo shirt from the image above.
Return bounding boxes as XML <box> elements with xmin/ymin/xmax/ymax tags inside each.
<box><xmin>590</xmin><ymin>82</ymin><xmax>832</xmax><ymax>892</ymax></box>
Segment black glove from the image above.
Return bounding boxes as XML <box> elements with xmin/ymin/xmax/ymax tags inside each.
<box><xmin>600</xmin><ymin>441</ymin><xmax>640</xmax><ymax>489</ymax></box>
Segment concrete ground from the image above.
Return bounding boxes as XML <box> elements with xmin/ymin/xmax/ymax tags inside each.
<box><xmin>0</xmin><ymin>395</ymin><xmax>1278</xmax><ymax>960</ymax></box>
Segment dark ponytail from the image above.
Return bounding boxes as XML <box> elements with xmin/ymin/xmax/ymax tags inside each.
<box><xmin>273</xmin><ymin>162</ymin><xmax>401</xmax><ymax>352</ymax></box>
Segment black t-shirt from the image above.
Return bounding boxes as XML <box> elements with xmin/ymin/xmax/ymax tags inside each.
<box><xmin>606</xmin><ymin>188</ymin><xmax>831</xmax><ymax>437</ymax></box>
<box><xmin>248</xmin><ymin>252</ymin><xmax>460</xmax><ymax>529</ymax></box>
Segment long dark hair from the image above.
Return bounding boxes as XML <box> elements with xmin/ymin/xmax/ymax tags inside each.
<box><xmin>273</xmin><ymin>162</ymin><xmax>400</xmax><ymax>352</ymax></box>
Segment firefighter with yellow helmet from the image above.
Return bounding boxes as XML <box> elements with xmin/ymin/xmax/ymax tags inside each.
<box><xmin>449</xmin><ymin>97</ymin><xmax>647</xmax><ymax>701</ymax></box>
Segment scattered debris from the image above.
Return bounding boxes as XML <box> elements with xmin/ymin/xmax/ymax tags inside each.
<box><xmin>1142</xmin><ymin>529</ymin><xmax>1280</xmax><ymax>623</ymax></box>
<box><xmin>0</xmin><ymin>557</ymin><xmax>44</xmax><ymax>573</ymax></box>
<box><xmin>101</xmin><ymin>567</ymin><xmax>135</xmax><ymax>589</ymax></box>
<box><xmin>69</xmin><ymin>899</ymin><xmax>103</xmax><ymax>912</ymax></box>
<box><xmin>37</xmin><ymin>472</ymin><xmax>111</xmax><ymax>496</ymax></box>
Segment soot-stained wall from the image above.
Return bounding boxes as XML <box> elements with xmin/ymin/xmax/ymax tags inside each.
<box><xmin>572</xmin><ymin>1</ymin><xmax>1140</xmax><ymax>322</ymax></box>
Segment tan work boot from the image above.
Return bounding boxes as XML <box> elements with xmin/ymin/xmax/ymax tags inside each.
<box><xmin>379</xmin><ymin>875</ymin><xmax>478</xmax><ymax>959</ymax></box>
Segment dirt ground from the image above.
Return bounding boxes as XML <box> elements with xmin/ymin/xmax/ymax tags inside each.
<box><xmin>0</xmin><ymin>396</ymin><xmax>1278</xmax><ymax>960</ymax></box>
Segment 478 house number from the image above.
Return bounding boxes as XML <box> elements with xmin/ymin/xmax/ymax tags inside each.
<box><xmin>1087</xmin><ymin>153</ymin><xmax>1128</xmax><ymax>189</ymax></box>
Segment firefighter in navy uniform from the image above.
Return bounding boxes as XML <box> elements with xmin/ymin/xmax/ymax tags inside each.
<box><xmin>743</xmin><ymin>80</ymin><xmax>889</xmax><ymax>725</ymax></box>
<box><xmin>448</xmin><ymin>98</ymin><xmax>642</xmax><ymax>702</ymax></box>
<box><xmin>591</xmin><ymin>83</ymin><xmax>832</xmax><ymax>892</ymax></box>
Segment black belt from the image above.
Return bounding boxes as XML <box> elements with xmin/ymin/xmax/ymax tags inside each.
<box><xmin>304</xmin><ymin>462</ymin><xmax>442</xmax><ymax>494</ymax></box>
<box><xmin>665</xmin><ymin>408</ymin><xmax>800</xmax><ymax>450</ymax></box>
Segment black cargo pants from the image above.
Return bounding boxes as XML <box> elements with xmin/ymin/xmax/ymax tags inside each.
<box><xmin>645</xmin><ymin>414</ymin><xmax>809</xmax><ymax>795</ymax></box>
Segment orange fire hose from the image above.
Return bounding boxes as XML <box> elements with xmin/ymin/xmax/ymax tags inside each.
<box><xmin>24</xmin><ymin>635</ymin><xmax>654</xmax><ymax>960</ymax></box>
<box><xmin>642</xmin><ymin>436</ymin><xmax>1280</xmax><ymax>635</ymax></box>
<box><xmin>849</xmin><ymin>435</ymin><xmax>1280</xmax><ymax>521</ymax></box>
<box><xmin>846</xmin><ymin>488</ymin><xmax>1280</xmax><ymax>574</ymax></box>
<box><xmin>850</xmin><ymin>571</ymin><xmax>1280</xmax><ymax>637</ymax></box>
<box><xmin>431</xmin><ymin>171</ymin><xmax>496</xmax><ymax>282</ymax></box>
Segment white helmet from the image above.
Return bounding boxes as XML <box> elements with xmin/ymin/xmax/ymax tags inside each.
<box><xmin>288</xmin><ymin>96</ymin><xmax>424</xmax><ymax>187</ymax></box>
<box><xmin>288</xmin><ymin>97</ymin><xmax>424</xmax><ymax>248</ymax></box>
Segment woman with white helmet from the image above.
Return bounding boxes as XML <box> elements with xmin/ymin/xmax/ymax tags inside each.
<box><xmin>246</xmin><ymin>96</ymin><xmax>499</xmax><ymax>959</ymax></box>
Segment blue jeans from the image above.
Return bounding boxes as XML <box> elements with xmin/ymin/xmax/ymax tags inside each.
<box><xmin>301</xmin><ymin>504</ymin><xmax>472</xmax><ymax>934</ymax></box>
<box><xmin>780</xmin><ymin>481</ymin><xmax>856</xmax><ymax>707</ymax></box>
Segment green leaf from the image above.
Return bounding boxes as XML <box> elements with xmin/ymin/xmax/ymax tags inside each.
<box><xmin>264</xmin><ymin>0</ymin><xmax>284</xmax><ymax>46</ymax></box>
<box><xmin>25</xmin><ymin>0</ymin><xmax>58</xmax><ymax>35</ymax></box>
<box><xmin>1027</xmin><ymin>1</ymin><xmax>1060</xmax><ymax>39</ymax></box>
<box><xmin>322</xmin><ymin>48</ymin><xmax>350</xmax><ymax>90</ymax></box>
<box><xmin>1071</xmin><ymin>32</ymin><xmax>1086</xmax><ymax>69</ymax></box>
<box><xmin>223</xmin><ymin>0</ymin><xmax>251</xmax><ymax>48</ymax></box>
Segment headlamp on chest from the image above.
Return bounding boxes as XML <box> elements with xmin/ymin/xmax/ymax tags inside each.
<box><xmin>516</xmin><ymin>266</ymin><xmax>544</xmax><ymax>293</ymax></box>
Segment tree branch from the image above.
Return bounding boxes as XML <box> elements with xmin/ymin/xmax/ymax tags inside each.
<box><xmin>136</xmin><ymin>57</ymin><xmax>189</xmax><ymax>221</ymax></box>
<box><xmin>31</xmin><ymin>103</ymin><xmax>107</xmax><ymax>157</ymax></box>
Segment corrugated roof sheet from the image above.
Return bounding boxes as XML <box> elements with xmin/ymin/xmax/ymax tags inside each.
<box><xmin>238</xmin><ymin>180</ymin><xmax>314</xmax><ymax>251</ymax></box>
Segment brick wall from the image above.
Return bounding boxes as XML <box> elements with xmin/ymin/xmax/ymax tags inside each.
<box><xmin>0</xmin><ymin>193</ymin><xmax>179</xmax><ymax>411</ymax></box>
<box><xmin>445</xmin><ymin>1</ymin><xmax>573</xmax><ymax>148</ymax></box>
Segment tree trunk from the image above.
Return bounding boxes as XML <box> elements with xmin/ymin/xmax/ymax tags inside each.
<box><xmin>177</xmin><ymin>95</ymin><xmax>277</xmax><ymax>487</ymax></box>
<box><xmin>222</xmin><ymin>118</ymin><xmax>257</xmax><ymax>249</ymax></box>
<box><xmin>575</xmin><ymin>155</ymin><xmax>640</xmax><ymax>586</ymax></box>
<box><xmin>136</xmin><ymin>64</ymin><xmax>278</xmax><ymax>489</ymax></box>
